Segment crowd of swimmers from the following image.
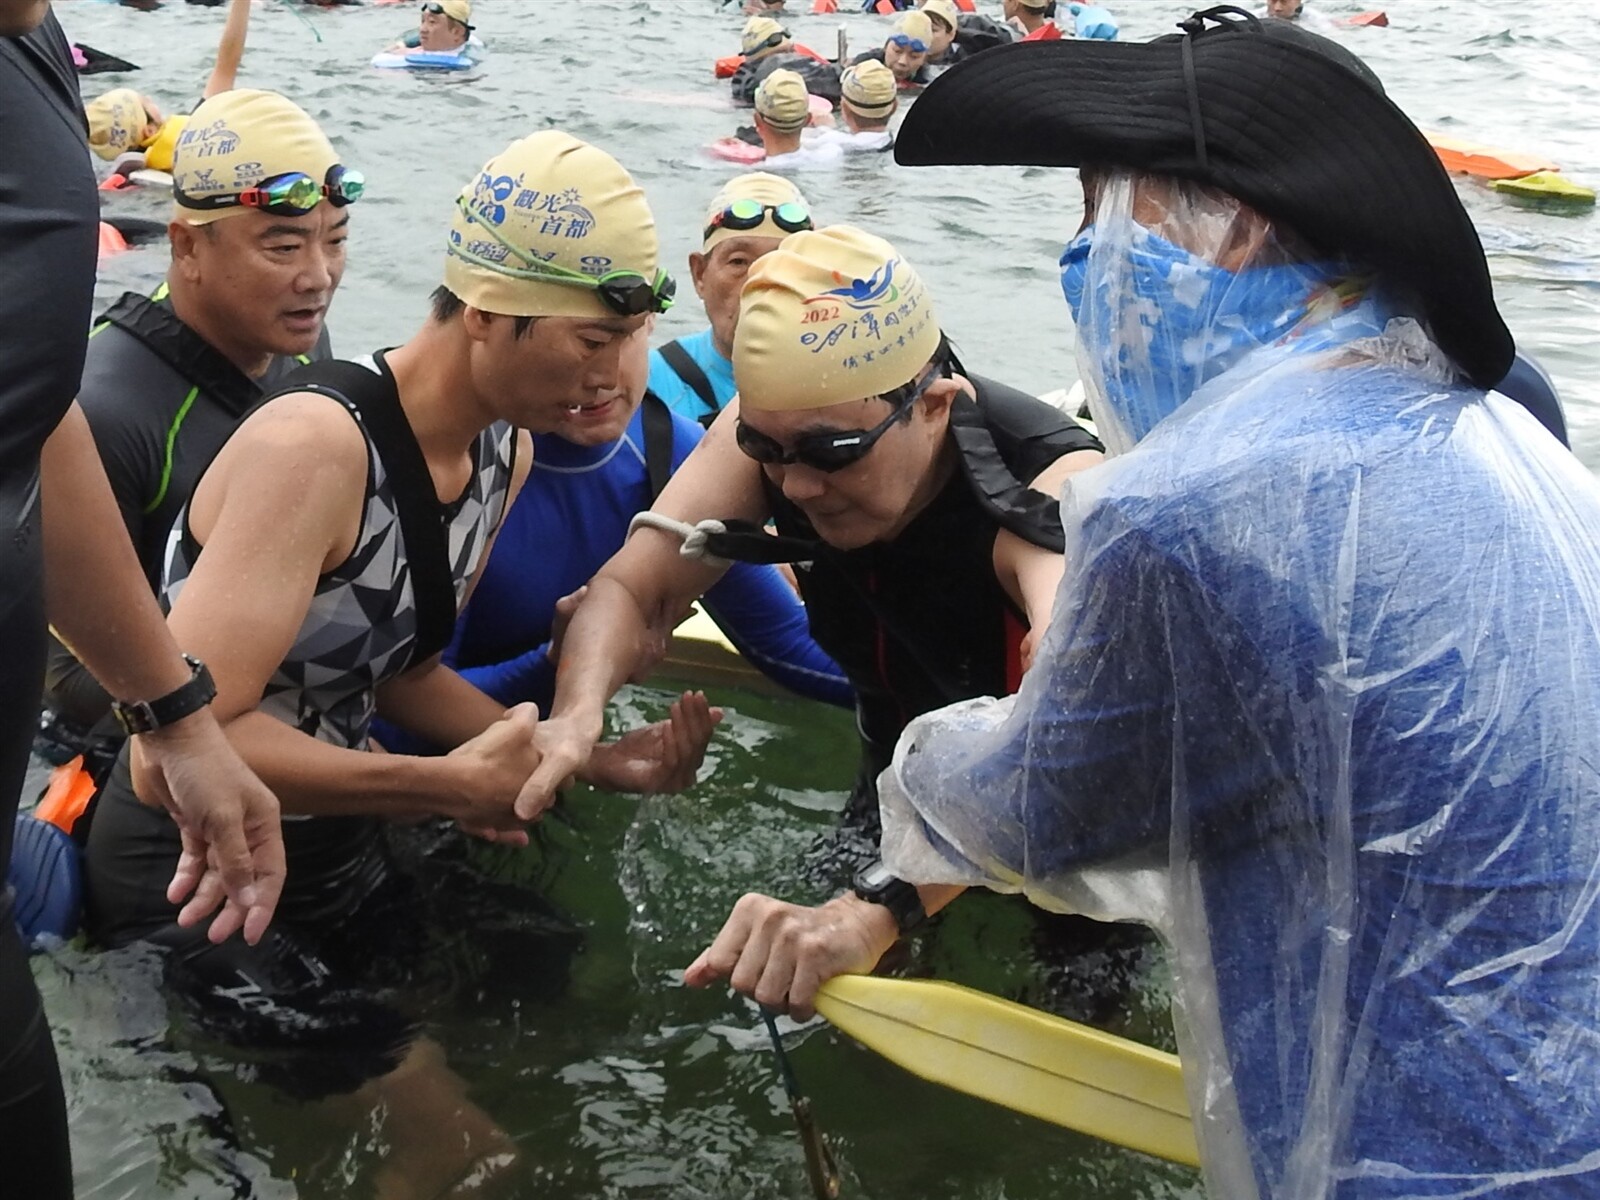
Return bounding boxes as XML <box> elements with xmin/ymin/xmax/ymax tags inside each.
<box><xmin>4</xmin><ymin>0</ymin><xmax>1599</xmax><ymax>1198</ymax></box>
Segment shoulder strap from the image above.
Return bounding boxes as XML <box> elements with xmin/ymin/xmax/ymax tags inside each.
<box><xmin>269</xmin><ymin>356</ymin><xmax>457</xmax><ymax>669</ymax></box>
<box><xmin>97</xmin><ymin>292</ymin><xmax>263</xmax><ymax>418</ymax></box>
<box><xmin>657</xmin><ymin>338</ymin><xmax>721</xmax><ymax>421</ymax></box>
<box><xmin>640</xmin><ymin>392</ymin><xmax>676</xmax><ymax>501</ymax></box>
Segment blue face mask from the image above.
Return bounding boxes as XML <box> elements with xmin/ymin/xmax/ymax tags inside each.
<box><xmin>1060</xmin><ymin>223</ymin><xmax>1338</xmax><ymax>448</ymax></box>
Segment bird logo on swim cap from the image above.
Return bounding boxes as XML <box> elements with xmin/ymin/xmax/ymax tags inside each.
<box><xmin>171</xmin><ymin>89</ymin><xmax>341</xmax><ymax>226</ymax></box>
<box><xmin>444</xmin><ymin>130</ymin><xmax>661</xmax><ymax>319</ymax></box>
<box><xmin>734</xmin><ymin>225</ymin><xmax>942</xmax><ymax>413</ymax></box>
<box><xmin>741</xmin><ymin>16</ymin><xmax>791</xmax><ymax>57</ymax></box>
<box><xmin>85</xmin><ymin>88</ymin><xmax>149</xmax><ymax>161</ymax></box>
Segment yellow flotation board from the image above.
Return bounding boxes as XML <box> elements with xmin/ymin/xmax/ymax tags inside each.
<box><xmin>815</xmin><ymin>974</ymin><xmax>1201</xmax><ymax>1167</ymax></box>
<box><xmin>1491</xmin><ymin>170</ymin><xmax>1596</xmax><ymax>209</ymax></box>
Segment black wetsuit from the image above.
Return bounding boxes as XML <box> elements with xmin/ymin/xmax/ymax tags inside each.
<box><xmin>730</xmin><ymin>51</ymin><xmax>842</xmax><ymax>107</ymax></box>
<box><xmin>0</xmin><ymin>14</ymin><xmax>100</xmax><ymax>1196</ymax></box>
<box><xmin>763</xmin><ymin>378</ymin><xmax>1101</xmax><ymax>829</ymax></box>
<box><xmin>41</xmin><ymin>289</ymin><xmax>330</xmax><ymax>734</ymax></box>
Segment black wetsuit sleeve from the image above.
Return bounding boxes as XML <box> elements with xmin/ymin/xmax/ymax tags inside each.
<box><xmin>43</xmin><ymin>635</ymin><xmax>114</xmax><ymax>729</ymax></box>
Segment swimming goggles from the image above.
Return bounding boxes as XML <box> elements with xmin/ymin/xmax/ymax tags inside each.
<box><xmin>888</xmin><ymin>33</ymin><xmax>930</xmax><ymax>52</ymax></box>
<box><xmin>703</xmin><ymin>199</ymin><xmax>813</xmax><ymax>242</ymax></box>
<box><xmin>746</xmin><ymin>30</ymin><xmax>790</xmax><ymax>53</ymax></box>
<box><xmin>451</xmin><ymin>195</ymin><xmax>676</xmax><ymax>316</ymax></box>
<box><xmin>174</xmin><ymin>165</ymin><xmax>366</xmax><ymax>217</ymax></box>
<box><xmin>736</xmin><ymin>359</ymin><xmax>947</xmax><ymax>472</ymax></box>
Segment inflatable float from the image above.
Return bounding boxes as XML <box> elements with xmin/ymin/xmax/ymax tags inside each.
<box><xmin>371</xmin><ymin>36</ymin><xmax>485</xmax><ymax>71</ymax></box>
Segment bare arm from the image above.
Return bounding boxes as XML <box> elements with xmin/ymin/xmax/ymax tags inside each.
<box><xmin>42</xmin><ymin>402</ymin><xmax>283</xmax><ymax>944</ymax></box>
<box><xmin>168</xmin><ymin>395</ymin><xmax>529</xmax><ymax>831</ymax></box>
<box><xmin>519</xmin><ymin>400</ymin><xmax>767</xmax><ymax>817</ymax></box>
<box><xmin>202</xmin><ymin>0</ymin><xmax>252</xmax><ymax>99</ymax></box>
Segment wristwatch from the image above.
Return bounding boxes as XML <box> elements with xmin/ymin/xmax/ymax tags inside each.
<box><xmin>110</xmin><ymin>654</ymin><xmax>217</xmax><ymax>736</ymax></box>
<box><xmin>851</xmin><ymin>860</ymin><xmax>927</xmax><ymax>936</ymax></box>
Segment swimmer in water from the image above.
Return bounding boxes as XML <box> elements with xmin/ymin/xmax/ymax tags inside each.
<box><xmin>83</xmin><ymin>0</ymin><xmax>252</xmax><ymax>174</ymax></box>
<box><xmin>385</xmin><ymin>0</ymin><xmax>476</xmax><ymax>55</ymax></box>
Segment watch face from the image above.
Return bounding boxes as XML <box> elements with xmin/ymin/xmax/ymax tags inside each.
<box><xmin>857</xmin><ymin>862</ymin><xmax>895</xmax><ymax>893</ymax></box>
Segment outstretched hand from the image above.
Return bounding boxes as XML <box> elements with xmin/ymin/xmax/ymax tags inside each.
<box><xmin>583</xmin><ymin>690</ymin><xmax>723</xmax><ymax>794</ymax></box>
<box><xmin>684</xmin><ymin>892</ymin><xmax>899</xmax><ymax>1021</ymax></box>
<box><xmin>130</xmin><ymin>710</ymin><xmax>284</xmax><ymax>945</ymax></box>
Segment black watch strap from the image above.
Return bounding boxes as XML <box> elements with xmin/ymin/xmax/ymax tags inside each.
<box><xmin>851</xmin><ymin>860</ymin><xmax>927</xmax><ymax>936</ymax></box>
<box><xmin>110</xmin><ymin>654</ymin><xmax>217</xmax><ymax>736</ymax></box>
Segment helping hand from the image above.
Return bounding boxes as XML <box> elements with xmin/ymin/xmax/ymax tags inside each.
<box><xmin>582</xmin><ymin>690</ymin><xmax>723</xmax><ymax>794</ymax></box>
<box><xmin>683</xmin><ymin>892</ymin><xmax>899</xmax><ymax>1021</ymax></box>
<box><xmin>443</xmin><ymin>702</ymin><xmax>543</xmax><ymax>844</ymax></box>
<box><xmin>130</xmin><ymin>710</ymin><xmax>284</xmax><ymax>945</ymax></box>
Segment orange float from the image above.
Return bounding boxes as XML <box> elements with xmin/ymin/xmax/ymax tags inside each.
<box><xmin>1425</xmin><ymin>131</ymin><xmax>1558</xmax><ymax>181</ymax></box>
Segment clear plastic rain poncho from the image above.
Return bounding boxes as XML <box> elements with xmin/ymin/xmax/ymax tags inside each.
<box><xmin>879</xmin><ymin>172</ymin><xmax>1600</xmax><ymax>1198</ymax></box>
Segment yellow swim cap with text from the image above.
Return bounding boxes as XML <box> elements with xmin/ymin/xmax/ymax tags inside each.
<box><xmin>734</xmin><ymin>225</ymin><xmax>942</xmax><ymax>413</ymax></box>
<box><xmin>171</xmin><ymin>90</ymin><xmax>340</xmax><ymax>226</ymax></box>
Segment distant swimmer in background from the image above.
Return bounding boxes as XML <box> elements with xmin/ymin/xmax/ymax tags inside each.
<box><xmin>728</xmin><ymin>16</ymin><xmax>842</xmax><ymax>107</ymax></box>
<box><xmin>742</xmin><ymin>0</ymin><xmax>788</xmax><ymax>12</ymax></box>
<box><xmin>920</xmin><ymin>0</ymin><xmax>1016</xmax><ymax>70</ymax></box>
<box><xmin>374</xmin><ymin>0</ymin><xmax>485</xmax><ymax>69</ymax></box>
<box><xmin>750</xmin><ymin>70</ymin><xmax>845</xmax><ymax>168</ymax></box>
<box><xmin>1266</xmin><ymin>0</ymin><xmax>1304</xmax><ymax>18</ymax></box>
<box><xmin>649</xmin><ymin>172</ymin><xmax>815</xmax><ymax>426</ymax></box>
<box><xmin>807</xmin><ymin>60</ymin><xmax>898</xmax><ymax>153</ymax></box>
<box><xmin>84</xmin><ymin>0</ymin><xmax>251</xmax><ymax>176</ymax></box>
<box><xmin>852</xmin><ymin>10</ymin><xmax>936</xmax><ymax>88</ymax></box>
<box><xmin>1004</xmin><ymin>0</ymin><xmax>1063</xmax><ymax>42</ymax></box>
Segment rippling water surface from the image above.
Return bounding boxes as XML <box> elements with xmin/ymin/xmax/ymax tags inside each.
<box><xmin>36</xmin><ymin>0</ymin><xmax>1600</xmax><ymax>1196</ymax></box>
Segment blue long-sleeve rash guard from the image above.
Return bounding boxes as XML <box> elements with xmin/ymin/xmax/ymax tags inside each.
<box><xmin>374</xmin><ymin>402</ymin><xmax>850</xmax><ymax>754</ymax></box>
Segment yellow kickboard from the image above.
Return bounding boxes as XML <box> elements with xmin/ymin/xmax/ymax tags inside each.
<box><xmin>815</xmin><ymin>974</ymin><xmax>1201</xmax><ymax>1168</ymax></box>
<box><xmin>1491</xmin><ymin>170</ymin><xmax>1596</xmax><ymax>205</ymax></box>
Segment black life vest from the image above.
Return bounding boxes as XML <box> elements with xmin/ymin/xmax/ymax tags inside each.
<box><xmin>731</xmin><ymin>52</ymin><xmax>843</xmax><ymax>107</ymax></box>
<box><xmin>713</xmin><ymin>376</ymin><xmax>1101</xmax><ymax>777</ymax></box>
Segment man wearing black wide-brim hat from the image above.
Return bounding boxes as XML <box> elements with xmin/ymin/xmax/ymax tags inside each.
<box><xmin>686</xmin><ymin>9</ymin><xmax>1600</xmax><ymax>1196</ymax></box>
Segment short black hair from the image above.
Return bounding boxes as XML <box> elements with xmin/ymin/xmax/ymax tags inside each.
<box><xmin>429</xmin><ymin>285</ymin><xmax>540</xmax><ymax>339</ymax></box>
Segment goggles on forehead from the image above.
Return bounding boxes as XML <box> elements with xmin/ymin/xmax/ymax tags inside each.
<box><xmin>174</xmin><ymin>165</ymin><xmax>365</xmax><ymax>217</ymax></box>
<box><xmin>450</xmin><ymin>195</ymin><xmax>676</xmax><ymax>317</ymax></box>
<box><xmin>703</xmin><ymin>199</ymin><xmax>813</xmax><ymax>243</ymax></box>
<box><xmin>887</xmin><ymin>33</ymin><xmax>930</xmax><ymax>53</ymax></box>
<box><xmin>420</xmin><ymin>2</ymin><xmax>471</xmax><ymax>24</ymax></box>
<box><xmin>735</xmin><ymin>356</ymin><xmax>948</xmax><ymax>473</ymax></box>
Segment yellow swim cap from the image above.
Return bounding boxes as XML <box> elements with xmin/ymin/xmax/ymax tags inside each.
<box><xmin>891</xmin><ymin>10</ymin><xmax>934</xmax><ymax>44</ymax></box>
<box><xmin>703</xmin><ymin>172</ymin><xmax>812</xmax><ymax>252</ymax></box>
<box><xmin>734</xmin><ymin>225</ymin><xmax>942</xmax><ymax>413</ymax></box>
<box><xmin>922</xmin><ymin>0</ymin><xmax>961</xmax><ymax>33</ymax></box>
<box><xmin>754</xmin><ymin>69</ymin><xmax>811</xmax><ymax>133</ymax></box>
<box><xmin>444</xmin><ymin>131</ymin><xmax>660</xmax><ymax>320</ymax></box>
<box><xmin>141</xmin><ymin>116</ymin><xmax>189</xmax><ymax>173</ymax></box>
<box><xmin>85</xmin><ymin>88</ymin><xmax>149</xmax><ymax>161</ymax></box>
<box><xmin>841</xmin><ymin>60</ymin><xmax>898</xmax><ymax>119</ymax></box>
<box><xmin>171</xmin><ymin>90</ymin><xmax>340</xmax><ymax>226</ymax></box>
<box><xmin>434</xmin><ymin>0</ymin><xmax>472</xmax><ymax>26</ymax></box>
<box><xmin>741</xmin><ymin>16</ymin><xmax>790</xmax><ymax>57</ymax></box>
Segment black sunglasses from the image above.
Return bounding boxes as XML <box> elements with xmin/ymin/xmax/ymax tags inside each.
<box><xmin>736</xmin><ymin>359</ymin><xmax>947</xmax><ymax>473</ymax></box>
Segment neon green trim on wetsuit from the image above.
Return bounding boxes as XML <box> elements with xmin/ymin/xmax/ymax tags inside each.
<box><xmin>143</xmin><ymin>385</ymin><xmax>200</xmax><ymax>516</ymax></box>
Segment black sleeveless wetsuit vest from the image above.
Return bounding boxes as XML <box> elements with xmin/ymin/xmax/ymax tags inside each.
<box><xmin>761</xmin><ymin>377</ymin><xmax>1100</xmax><ymax>811</ymax></box>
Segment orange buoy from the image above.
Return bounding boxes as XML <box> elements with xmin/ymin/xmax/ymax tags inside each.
<box><xmin>34</xmin><ymin>757</ymin><xmax>97</xmax><ymax>837</ymax></box>
<box><xmin>1344</xmin><ymin>10</ymin><xmax>1389</xmax><ymax>26</ymax></box>
<box><xmin>811</xmin><ymin>0</ymin><xmax>839</xmax><ymax>11</ymax></box>
<box><xmin>715</xmin><ymin>53</ymin><xmax>745</xmax><ymax>79</ymax></box>
<box><xmin>1425</xmin><ymin>131</ymin><xmax>1558</xmax><ymax>181</ymax></box>
<box><xmin>97</xmin><ymin>221</ymin><xmax>129</xmax><ymax>261</ymax></box>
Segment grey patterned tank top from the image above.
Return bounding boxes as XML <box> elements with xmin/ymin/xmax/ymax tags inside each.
<box><xmin>163</xmin><ymin>354</ymin><xmax>516</xmax><ymax>752</ymax></box>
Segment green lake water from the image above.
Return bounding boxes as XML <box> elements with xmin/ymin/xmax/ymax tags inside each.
<box><xmin>31</xmin><ymin>0</ymin><xmax>1600</xmax><ymax>1195</ymax></box>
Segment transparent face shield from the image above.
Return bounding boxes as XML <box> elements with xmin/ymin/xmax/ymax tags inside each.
<box><xmin>1060</xmin><ymin>170</ymin><xmax>1349</xmax><ymax>456</ymax></box>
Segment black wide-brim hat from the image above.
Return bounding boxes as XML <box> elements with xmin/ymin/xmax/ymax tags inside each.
<box><xmin>894</xmin><ymin>6</ymin><xmax>1514</xmax><ymax>389</ymax></box>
